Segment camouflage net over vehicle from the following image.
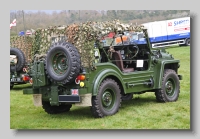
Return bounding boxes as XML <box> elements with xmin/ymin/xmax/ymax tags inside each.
<box><xmin>11</xmin><ymin>20</ymin><xmax>146</xmax><ymax>68</ymax></box>
<box><xmin>10</xmin><ymin>36</ymin><xmax>34</xmax><ymax>63</ymax></box>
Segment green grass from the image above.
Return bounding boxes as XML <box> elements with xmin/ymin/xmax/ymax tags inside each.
<box><xmin>10</xmin><ymin>46</ymin><xmax>190</xmax><ymax>129</ymax></box>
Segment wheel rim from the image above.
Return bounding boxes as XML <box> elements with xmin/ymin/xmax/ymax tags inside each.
<box><xmin>165</xmin><ymin>78</ymin><xmax>176</xmax><ymax>97</ymax></box>
<box><xmin>51</xmin><ymin>52</ymin><xmax>68</xmax><ymax>75</ymax></box>
<box><xmin>101</xmin><ymin>89</ymin><xmax>116</xmax><ymax>110</ymax></box>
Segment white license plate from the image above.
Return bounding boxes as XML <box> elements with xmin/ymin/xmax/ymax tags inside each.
<box><xmin>11</xmin><ymin>78</ymin><xmax>21</xmax><ymax>82</ymax></box>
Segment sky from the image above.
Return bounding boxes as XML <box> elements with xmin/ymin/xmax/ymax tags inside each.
<box><xmin>10</xmin><ymin>10</ymin><xmax>63</xmax><ymax>14</ymax></box>
<box><xmin>10</xmin><ymin>10</ymin><xmax>105</xmax><ymax>14</ymax></box>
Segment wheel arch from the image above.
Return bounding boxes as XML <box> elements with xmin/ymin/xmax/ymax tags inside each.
<box><xmin>92</xmin><ymin>69</ymin><xmax>125</xmax><ymax>96</ymax></box>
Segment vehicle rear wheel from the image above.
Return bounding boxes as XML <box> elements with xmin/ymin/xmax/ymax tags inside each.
<box><xmin>185</xmin><ymin>38</ymin><xmax>190</xmax><ymax>46</ymax></box>
<box><xmin>91</xmin><ymin>78</ymin><xmax>121</xmax><ymax>118</ymax></box>
<box><xmin>155</xmin><ymin>69</ymin><xmax>180</xmax><ymax>102</ymax></box>
<box><xmin>42</xmin><ymin>101</ymin><xmax>72</xmax><ymax>114</ymax></box>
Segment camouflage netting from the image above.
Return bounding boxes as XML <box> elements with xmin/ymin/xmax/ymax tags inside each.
<box><xmin>10</xmin><ymin>36</ymin><xmax>34</xmax><ymax>63</ymax></box>
<box><xmin>32</xmin><ymin>25</ymin><xmax>68</xmax><ymax>58</ymax></box>
<box><xmin>10</xmin><ymin>19</ymin><xmax>146</xmax><ymax>68</ymax></box>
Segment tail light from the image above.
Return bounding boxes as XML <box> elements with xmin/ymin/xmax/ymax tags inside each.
<box><xmin>77</xmin><ymin>75</ymin><xmax>86</xmax><ymax>81</ymax></box>
<box><xmin>22</xmin><ymin>75</ymin><xmax>30</xmax><ymax>82</ymax></box>
<box><xmin>75</xmin><ymin>74</ymin><xmax>86</xmax><ymax>85</ymax></box>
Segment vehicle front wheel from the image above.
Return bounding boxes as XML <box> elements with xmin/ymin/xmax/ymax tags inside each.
<box><xmin>155</xmin><ymin>69</ymin><xmax>180</xmax><ymax>102</ymax></box>
<box><xmin>91</xmin><ymin>78</ymin><xmax>121</xmax><ymax>118</ymax></box>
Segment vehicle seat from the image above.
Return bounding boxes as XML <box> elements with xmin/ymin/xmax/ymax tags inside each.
<box><xmin>112</xmin><ymin>51</ymin><xmax>134</xmax><ymax>73</ymax></box>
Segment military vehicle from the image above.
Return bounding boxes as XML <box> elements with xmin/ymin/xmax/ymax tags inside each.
<box><xmin>10</xmin><ymin>47</ymin><xmax>31</xmax><ymax>89</ymax></box>
<box><xmin>10</xmin><ymin>36</ymin><xmax>34</xmax><ymax>89</ymax></box>
<box><xmin>23</xmin><ymin>20</ymin><xmax>182</xmax><ymax>118</ymax></box>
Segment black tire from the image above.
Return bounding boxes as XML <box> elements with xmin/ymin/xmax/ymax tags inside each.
<box><xmin>91</xmin><ymin>78</ymin><xmax>122</xmax><ymax>118</ymax></box>
<box><xmin>155</xmin><ymin>69</ymin><xmax>180</xmax><ymax>102</ymax></box>
<box><xmin>185</xmin><ymin>38</ymin><xmax>190</xmax><ymax>46</ymax></box>
<box><xmin>10</xmin><ymin>83</ymin><xmax>14</xmax><ymax>89</ymax></box>
<box><xmin>45</xmin><ymin>41</ymin><xmax>81</xmax><ymax>84</ymax></box>
<box><xmin>10</xmin><ymin>48</ymin><xmax>26</xmax><ymax>72</ymax></box>
<box><xmin>121</xmin><ymin>93</ymin><xmax>133</xmax><ymax>101</ymax></box>
<box><xmin>42</xmin><ymin>101</ymin><xmax>72</xmax><ymax>114</ymax></box>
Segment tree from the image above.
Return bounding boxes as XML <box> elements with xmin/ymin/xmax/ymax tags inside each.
<box><xmin>107</xmin><ymin>10</ymin><xmax>117</xmax><ymax>20</ymax></box>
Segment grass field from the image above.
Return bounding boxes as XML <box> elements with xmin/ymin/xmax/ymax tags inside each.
<box><xmin>10</xmin><ymin>46</ymin><xmax>190</xmax><ymax>129</ymax></box>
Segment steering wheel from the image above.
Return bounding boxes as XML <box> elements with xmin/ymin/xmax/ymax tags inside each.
<box><xmin>127</xmin><ymin>45</ymin><xmax>139</xmax><ymax>59</ymax></box>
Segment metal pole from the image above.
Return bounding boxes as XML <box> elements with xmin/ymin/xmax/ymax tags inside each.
<box><xmin>22</xmin><ymin>10</ymin><xmax>28</xmax><ymax>62</ymax></box>
<box><xmin>79</xmin><ymin>10</ymin><xmax>80</xmax><ymax>22</ymax></box>
<box><xmin>22</xmin><ymin>10</ymin><xmax>26</xmax><ymax>32</ymax></box>
<box><xmin>15</xmin><ymin>10</ymin><xmax>17</xmax><ymax>35</ymax></box>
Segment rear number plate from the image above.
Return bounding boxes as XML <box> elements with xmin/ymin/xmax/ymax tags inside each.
<box><xmin>11</xmin><ymin>77</ymin><xmax>21</xmax><ymax>82</ymax></box>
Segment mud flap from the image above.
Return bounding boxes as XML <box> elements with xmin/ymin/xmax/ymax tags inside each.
<box><xmin>33</xmin><ymin>94</ymin><xmax>42</xmax><ymax>106</ymax></box>
<box><xmin>75</xmin><ymin>94</ymin><xmax>92</xmax><ymax>106</ymax></box>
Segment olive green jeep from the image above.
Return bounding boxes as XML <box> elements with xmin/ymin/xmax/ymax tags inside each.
<box><xmin>23</xmin><ymin>21</ymin><xmax>182</xmax><ymax>118</ymax></box>
<box><xmin>10</xmin><ymin>36</ymin><xmax>34</xmax><ymax>89</ymax></box>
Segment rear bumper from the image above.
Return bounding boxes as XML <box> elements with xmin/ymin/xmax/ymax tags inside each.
<box><xmin>23</xmin><ymin>88</ymin><xmax>92</xmax><ymax>106</ymax></box>
<box><xmin>23</xmin><ymin>88</ymin><xmax>80</xmax><ymax>103</ymax></box>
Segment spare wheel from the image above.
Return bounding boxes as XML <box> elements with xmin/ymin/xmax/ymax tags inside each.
<box><xmin>10</xmin><ymin>48</ymin><xmax>26</xmax><ymax>72</ymax></box>
<box><xmin>45</xmin><ymin>41</ymin><xmax>81</xmax><ymax>84</ymax></box>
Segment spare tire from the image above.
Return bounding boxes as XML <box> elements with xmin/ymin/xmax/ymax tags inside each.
<box><xmin>45</xmin><ymin>41</ymin><xmax>81</xmax><ymax>84</ymax></box>
<box><xmin>10</xmin><ymin>48</ymin><xmax>26</xmax><ymax>72</ymax></box>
